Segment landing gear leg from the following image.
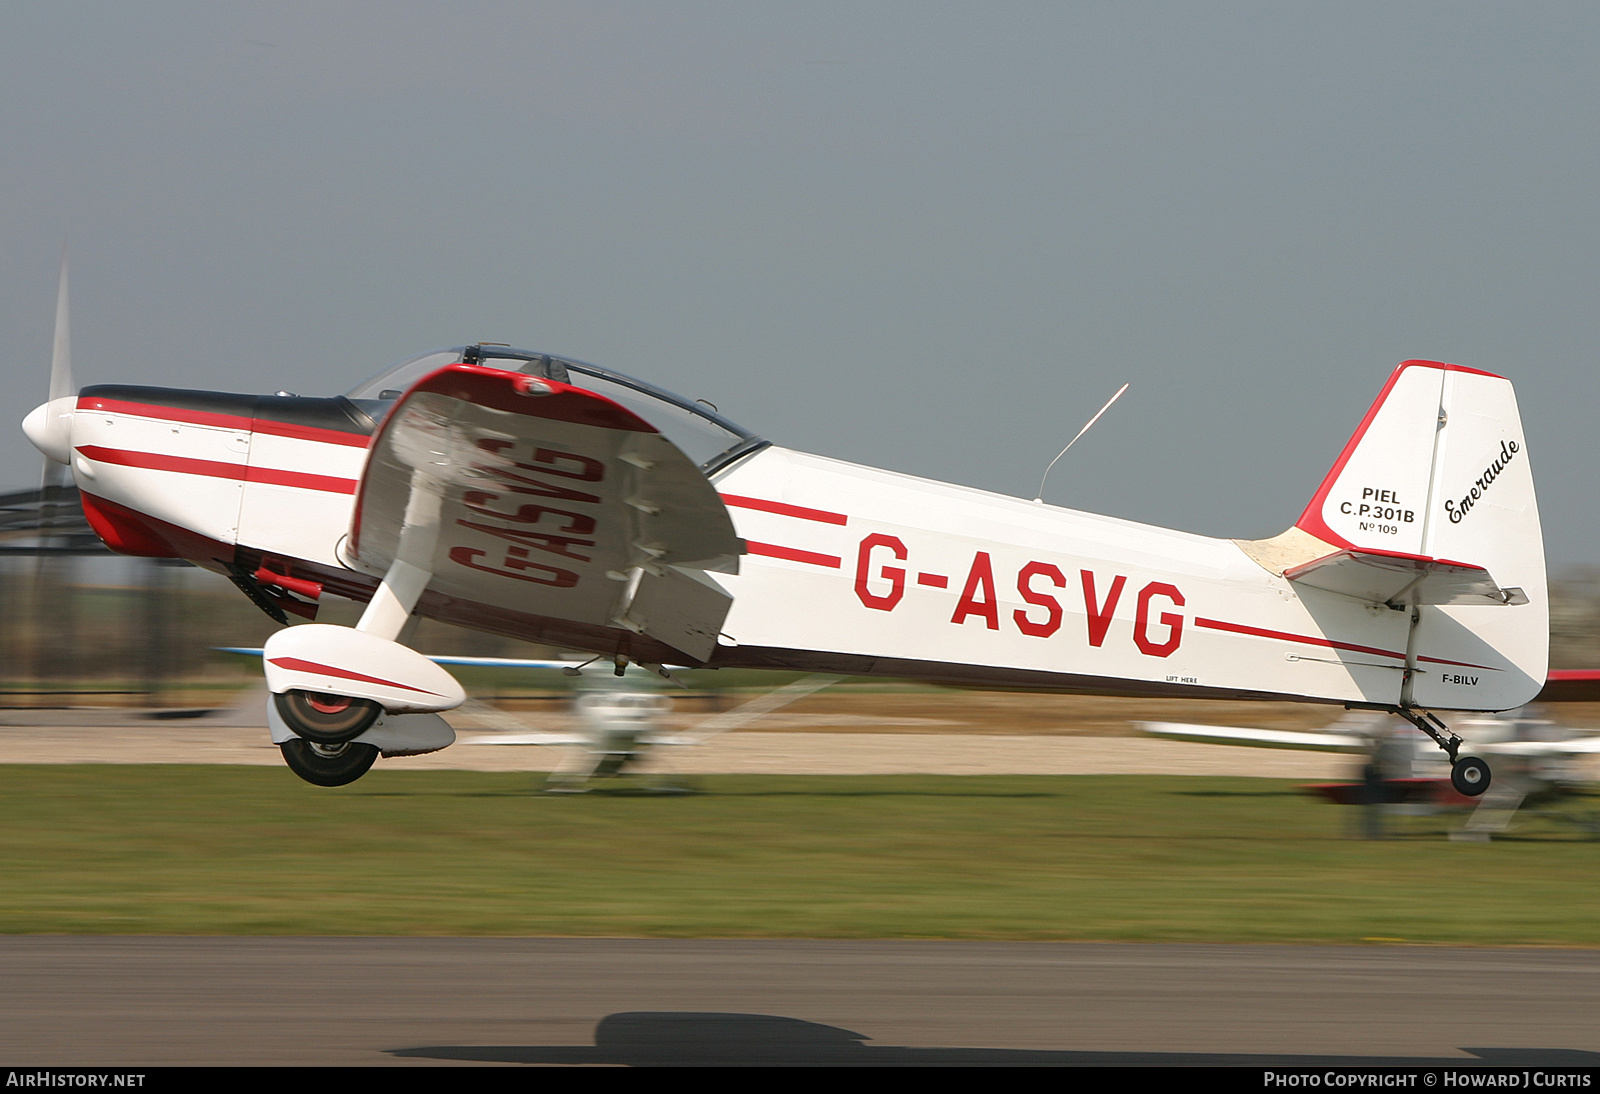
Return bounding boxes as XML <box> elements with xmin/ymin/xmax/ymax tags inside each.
<box><xmin>1394</xmin><ymin>708</ymin><xmax>1492</xmax><ymax>798</ymax></box>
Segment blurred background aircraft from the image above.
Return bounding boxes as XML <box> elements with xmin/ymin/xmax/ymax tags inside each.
<box><xmin>1141</xmin><ymin>698</ymin><xmax>1600</xmax><ymax>840</ymax></box>
<box><xmin>459</xmin><ymin>668</ymin><xmax>841</xmax><ymax>790</ymax></box>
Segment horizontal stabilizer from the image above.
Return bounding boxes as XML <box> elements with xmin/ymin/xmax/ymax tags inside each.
<box><xmin>1138</xmin><ymin>721</ymin><xmax>1371</xmax><ymax>753</ymax></box>
<box><xmin>463</xmin><ymin>732</ymin><xmax>699</xmax><ymax>746</ymax></box>
<box><xmin>464</xmin><ymin>733</ymin><xmax>589</xmax><ymax>746</ymax></box>
<box><xmin>1284</xmin><ymin>548</ymin><xmax>1524</xmax><ymax>608</ymax></box>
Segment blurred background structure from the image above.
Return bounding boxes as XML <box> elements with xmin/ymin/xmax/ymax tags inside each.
<box><xmin>0</xmin><ymin>485</ymin><xmax>532</xmax><ymax>710</ymax></box>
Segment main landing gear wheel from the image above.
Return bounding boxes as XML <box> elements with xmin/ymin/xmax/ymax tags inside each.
<box><xmin>279</xmin><ymin>739</ymin><xmax>379</xmax><ymax>787</ymax></box>
<box><xmin>274</xmin><ymin>690</ymin><xmax>381</xmax><ymax>744</ymax></box>
<box><xmin>1451</xmin><ymin>756</ymin><xmax>1492</xmax><ymax>798</ymax></box>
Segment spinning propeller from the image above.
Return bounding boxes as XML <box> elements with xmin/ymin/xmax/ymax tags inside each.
<box><xmin>23</xmin><ymin>252</ymin><xmax>79</xmax><ymax>478</ymax></box>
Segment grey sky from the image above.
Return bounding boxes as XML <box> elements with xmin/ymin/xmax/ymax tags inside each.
<box><xmin>3</xmin><ymin>3</ymin><xmax>1597</xmax><ymax>565</ymax></box>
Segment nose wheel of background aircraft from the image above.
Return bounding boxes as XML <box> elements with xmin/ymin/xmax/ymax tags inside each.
<box><xmin>278</xmin><ymin>739</ymin><xmax>379</xmax><ymax>787</ymax></box>
<box><xmin>1450</xmin><ymin>755</ymin><xmax>1492</xmax><ymax>797</ymax></box>
<box><xmin>274</xmin><ymin>690</ymin><xmax>382</xmax><ymax>744</ymax></box>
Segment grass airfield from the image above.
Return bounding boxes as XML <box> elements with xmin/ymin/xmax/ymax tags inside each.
<box><xmin>2</xmin><ymin>765</ymin><xmax>1597</xmax><ymax>945</ymax></box>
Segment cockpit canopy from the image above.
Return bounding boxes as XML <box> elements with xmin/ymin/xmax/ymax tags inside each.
<box><xmin>345</xmin><ymin>345</ymin><xmax>765</xmax><ymax>473</ymax></box>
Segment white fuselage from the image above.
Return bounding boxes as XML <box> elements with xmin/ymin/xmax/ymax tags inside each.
<box><xmin>712</xmin><ymin>445</ymin><xmax>1419</xmax><ymax>705</ymax></box>
<box><xmin>64</xmin><ymin>395</ymin><xmax>1540</xmax><ymax>712</ymax></box>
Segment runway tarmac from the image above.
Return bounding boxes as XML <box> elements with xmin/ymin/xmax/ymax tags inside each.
<box><xmin>3</xmin><ymin>937</ymin><xmax>1598</xmax><ymax>1066</ymax></box>
<box><xmin>4</xmin><ymin>709</ymin><xmax>1595</xmax><ymax>1068</ymax></box>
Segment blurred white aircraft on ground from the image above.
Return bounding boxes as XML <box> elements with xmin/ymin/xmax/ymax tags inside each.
<box><xmin>461</xmin><ymin>670</ymin><xmax>841</xmax><ymax>790</ymax></box>
<box><xmin>1140</xmin><ymin>707</ymin><xmax>1600</xmax><ymax>839</ymax></box>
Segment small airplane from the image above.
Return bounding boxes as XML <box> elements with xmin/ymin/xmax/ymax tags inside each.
<box><xmin>1140</xmin><ymin>706</ymin><xmax>1600</xmax><ymax>839</ymax></box>
<box><xmin>22</xmin><ymin>271</ymin><xmax>1550</xmax><ymax>789</ymax></box>
<box><xmin>463</xmin><ymin>670</ymin><xmax>841</xmax><ymax>790</ymax></box>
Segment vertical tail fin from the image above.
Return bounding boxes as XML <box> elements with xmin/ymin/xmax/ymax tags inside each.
<box><xmin>1292</xmin><ymin>360</ymin><xmax>1547</xmax><ymax>710</ymax></box>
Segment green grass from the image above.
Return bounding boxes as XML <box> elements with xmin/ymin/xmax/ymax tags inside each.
<box><xmin>1</xmin><ymin>765</ymin><xmax>1597</xmax><ymax>943</ymax></box>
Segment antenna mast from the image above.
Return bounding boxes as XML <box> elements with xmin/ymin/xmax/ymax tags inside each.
<box><xmin>1034</xmin><ymin>382</ymin><xmax>1129</xmax><ymax>503</ymax></box>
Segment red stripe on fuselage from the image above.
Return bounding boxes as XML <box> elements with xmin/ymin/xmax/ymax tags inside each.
<box><xmin>1416</xmin><ymin>654</ymin><xmax>1500</xmax><ymax>670</ymax></box>
<box><xmin>1195</xmin><ymin>616</ymin><xmax>1404</xmax><ymax>660</ymax></box>
<box><xmin>745</xmin><ymin>541</ymin><xmax>843</xmax><ymax>568</ymax></box>
<box><xmin>1194</xmin><ymin>616</ymin><xmax>1496</xmax><ymax>671</ymax></box>
<box><xmin>76</xmin><ymin>397</ymin><xmax>372</xmax><ymax>448</ymax></box>
<box><xmin>720</xmin><ymin>493</ymin><xmax>849</xmax><ymax>526</ymax></box>
<box><xmin>75</xmin><ymin>446</ymin><xmax>358</xmax><ymax>494</ymax></box>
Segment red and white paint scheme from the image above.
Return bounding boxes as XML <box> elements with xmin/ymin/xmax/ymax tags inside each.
<box><xmin>23</xmin><ymin>346</ymin><xmax>1546</xmax><ymax>791</ymax></box>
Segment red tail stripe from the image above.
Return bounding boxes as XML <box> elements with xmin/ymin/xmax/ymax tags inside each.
<box><xmin>1195</xmin><ymin>616</ymin><xmax>1497</xmax><ymax>671</ymax></box>
<box><xmin>1294</xmin><ymin>361</ymin><xmax>1503</xmax><ymax>550</ymax></box>
<box><xmin>1416</xmin><ymin>654</ymin><xmax>1500</xmax><ymax>670</ymax></box>
<box><xmin>1195</xmin><ymin>616</ymin><xmax>1404</xmax><ymax>660</ymax></box>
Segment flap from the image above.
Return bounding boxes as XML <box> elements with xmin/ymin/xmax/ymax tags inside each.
<box><xmin>347</xmin><ymin>364</ymin><xmax>743</xmax><ymax>663</ymax></box>
<box><xmin>1284</xmin><ymin>548</ymin><xmax>1524</xmax><ymax>608</ymax></box>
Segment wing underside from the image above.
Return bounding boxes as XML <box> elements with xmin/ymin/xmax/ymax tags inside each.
<box><xmin>348</xmin><ymin>365</ymin><xmax>744</xmax><ymax>664</ymax></box>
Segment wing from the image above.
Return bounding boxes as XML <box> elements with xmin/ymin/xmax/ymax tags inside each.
<box><xmin>215</xmin><ymin>648</ymin><xmax>682</xmax><ymax>672</ymax></box>
<box><xmin>406</xmin><ymin>655</ymin><xmax>593</xmax><ymax>669</ymax></box>
<box><xmin>347</xmin><ymin>365</ymin><xmax>744</xmax><ymax>664</ymax></box>
<box><xmin>1137</xmin><ymin>721</ymin><xmax>1373</xmax><ymax>752</ymax></box>
<box><xmin>461</xmin><ymin>733</ymin><xmax>592</xmax><ymax>746</ymax></box>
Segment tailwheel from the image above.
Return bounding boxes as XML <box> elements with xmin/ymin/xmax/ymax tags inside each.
<box><xmin>1451</xmin><ymin>755</ymin><xmax>1492</xmax><ymax>798</ymax></box>
<box><xmin>1394</xmin><ymin>707</ymin><xmax>1493</xmax><ymax>798</ymax></box>
<box><xmin>274</xmin><ymin>690</ymin><xmax>381</xmax><ymax>744</ymax></box>
<box><xmin>279</xmin><ymin>738</ymin><xmax>379</xmax><ymax>787</ymax></box>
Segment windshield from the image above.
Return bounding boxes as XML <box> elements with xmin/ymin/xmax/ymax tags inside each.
<box><xmin>344</xmin><ymin>346</ymin><xmax>765</xmax><ymax>473</ymax></box>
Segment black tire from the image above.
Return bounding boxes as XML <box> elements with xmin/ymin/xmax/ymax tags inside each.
<box><xmin>274</xmin><ymin>690</ymin><xmax>381</xmax><ymax>744</ymax></box>
<box><xmin>279</xmin><ymin>739</ymin><xmax>379</xmax><ymax>787</ymax></box>
<box><xmin>1451</xmin><ymin>755</ymin><xmax>1492</xmax><ymax>797</ymax></box>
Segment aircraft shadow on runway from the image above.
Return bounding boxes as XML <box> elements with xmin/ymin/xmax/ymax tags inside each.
<box><xmin>390</xmin><ymin>1012</ymin><xmax>1600</xmax><ymax>1067</ymax></box>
